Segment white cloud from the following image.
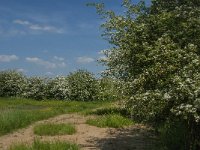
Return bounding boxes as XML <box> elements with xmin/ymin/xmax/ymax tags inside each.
<box><xmin>0</xmin><ymin>55</ymin><xmax>19</xmax><ymax>62</ymax></box>
<box><xmin>29</xmin><ymin>24</ymin><xmax>64</xmax><ymax>33</ymax></box>
<box><xmin>13</xmin><ymin>19</ymin><xmax>64</xmax><ymax>34</ymax></box>
<box><xmin>13</xmin><ymin>19</ymin><xmax>31</xmax><ymax>25</ymax></box>
<box><xmin>16</xmin><ymin>68</ymin><xmax>27</xmax><ymax>73</ymax></box>
<box><xmin>26</xmin><ymin>57</ymin><xmax>66</xmax><ymax>69</ymax></box>
<box><xmin>53</xmin><ymin>56</ymin><xmax>65</xmax><ymax>61</ymax></box>
<box><xmin>26</xmin><ymin>57</ymin><xmax>56</xmax><ymax>69</ymax></box>
<box><xmin>76</xmin><ymin>56</ymin><xmax>95</xmax><ymax>64</ymax></box>
<box><xmin>98</xmin><ymin>55</ymin><xmax>108</xmax><ymax>61</ymax></box>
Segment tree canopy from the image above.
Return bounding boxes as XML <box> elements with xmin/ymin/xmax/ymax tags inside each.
<box><xmin>92</xmin><ymin>0</ymin><xmax>200</xmax><ymax>148</ymax></box>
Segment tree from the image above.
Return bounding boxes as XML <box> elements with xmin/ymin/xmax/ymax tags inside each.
<box><xmin>0</xmin><ymin>70</ymin><xmax>26</xmax><ymax>97</ymax></box>
<box><xmin>92</xmin><ymin>0</ymin><xmax>200</xmax><ymax>149</ymax></box>
<box><xmin>46</xmin><ymin>76</ymin><xmax>69</xmax><ymax>100</ymax></box>
<box><xmin>97</xmin><ymin>77</ymin><xmax>120</xmax><ymax>101</ymax></box>
<box><xmin>67</xmin><ymin>70</ymin><xmax>98</xmax><ymax>101</ymax></box>
<box><xmin>22</xmin><ymin>77</ymin><xmax>47</xmax><ymax>100</ymax></box>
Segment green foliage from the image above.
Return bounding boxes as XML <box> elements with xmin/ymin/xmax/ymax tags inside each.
<box><xmin>10</xmin><ymin>139</ymin><xmax>79</xmax><ymax>150</ymax></box>
<box><xmin>22</xmin><ymin>77</ymin><xmax>47</xmax><ymax>100</ymax></box>
<box><xmin>67</xmin><ymin>69</ymin><xmax>99</xmax><ymax>101</ymax></box>
<box><xmin>92</xmin><ymin>0</ymin><xmax>200</xmax><ymax>148</ymax></box>
<box><xmin>97</xmin><ymin>77</ymin><xmax>123</xmax><ymax>101</ymax></box>
<box><xmin>46</xmin><ymin>76</ymin><xmax>69</xmax><ymax>100</ymax></box>
<box><xmin>155</xmin><ymin>120</ymin><xmax>188</xmax><ymax>150</ymax></box>
<box><xmin>0</xmin><ymin>70</ymin><xmax>26</xmax><ymax>97</ymax></box>
<box><xmin>0</xmin><ymin>69</ymin><xmax>119</xmax><ymax>101</ymax></box>
<box><xmin>86</xmin><ymin>114</ymin><xmax>134</xmax><ymax>128</ymax></box>
<box><xmin>34</xmin><ymin>123</ymin><xmax>76</xmax><ymax>136</ymax></box>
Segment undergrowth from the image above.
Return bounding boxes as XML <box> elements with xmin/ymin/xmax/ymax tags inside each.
<box><xmin>34</xmin><ymin>123</ymin><xmax>76</xmax><ymax>136</ymax></box>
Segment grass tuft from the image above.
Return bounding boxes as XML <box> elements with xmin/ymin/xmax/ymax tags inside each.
<box><xmin>34</xmin><ymin>123</ymin><xmax>76</xmax><ymax>136</ymax></box>
<box><xmin>10</xmin><ymin>139</ymin><xmax>79</xmax><ymax>150</ymax></box>
<box><xmin>86</xmin><ymin>114</ymin><xmax>134</xmax><ymax>128</ymax></box>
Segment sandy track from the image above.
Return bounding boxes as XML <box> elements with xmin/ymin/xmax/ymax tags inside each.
<box><xmin>0</xmin><ymin>114</ymin><xmax>156</xmax><ymax>150</ymax></box>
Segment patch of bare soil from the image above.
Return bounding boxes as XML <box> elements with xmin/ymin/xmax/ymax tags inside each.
<box><xmin>0</xmin><ymin>114</ymin><xmax>156</xmax><ymax>150</ymax></box>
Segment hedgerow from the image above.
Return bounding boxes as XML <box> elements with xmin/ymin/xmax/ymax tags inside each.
<box><xmin>0</xmin><ymin>70</ymin><xmax>118</xmax><ymax>101</ymax></box>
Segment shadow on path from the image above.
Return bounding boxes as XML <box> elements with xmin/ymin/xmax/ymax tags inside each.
<box><xmin>85</xmin><ymin>125</ymin><xmax>157</xmax><ymax>150</ymax></box>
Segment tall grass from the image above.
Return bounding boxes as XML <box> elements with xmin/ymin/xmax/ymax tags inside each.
<box><xmin>86</xmin><ymin>114</ymin><xmax>134</xmax><ymax>128</ymax></box>
<box><xmin>34</xmin><ymin>123</ymin><xmax>76</xmax><ymax>136</ymax></box>
<box><xmin>10</xmin><ymin>139</ymin><xmax>79</xmax><ymax>150</ymax></box>
<box><xmin>0</xmin><ymin>109</ymin><xmax>58</xmax><ymax>136</ymax></box>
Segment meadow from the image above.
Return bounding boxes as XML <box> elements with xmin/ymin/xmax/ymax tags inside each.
<box><xmin>0</xmin><ymin>97</ymin><xmax>146</xmax><ymax>150</ymax></box>
<box><xmin>0</xmin><ymin>97</ymin><xmax>113</xmax><ymax>136</ymax></box>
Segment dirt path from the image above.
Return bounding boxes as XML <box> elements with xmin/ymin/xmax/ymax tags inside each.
<box><xmin>0</xmin><ymin>114</ymin><xmax>156</xmax><ymax>150</ymax></box>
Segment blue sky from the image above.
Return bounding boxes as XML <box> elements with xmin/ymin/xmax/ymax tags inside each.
<box><xmin>0</xmin><ymin>0</ymin><xmax>149</xmax><ymax>77</ymax></box>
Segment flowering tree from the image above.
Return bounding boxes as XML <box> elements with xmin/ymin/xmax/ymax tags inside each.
<box><xmin>46</xmin><ymin>76</ymin><xmax>69</xmax><ymax>100</ymax></box>
<box><xmin>22</xmin><ymin>77</ymin><xmax>47</xmax><ymax>100</ymax></box>
<box><xmin>0</xmin><ymin>70</ymin><xmax>26</xmax><ymax>97</ymax></box>
<box><xmin>97</xmin><ymin>77</ymin><xmax>119</xmax><ymax>101</ymax></box>
<box><xmin>67</xmin><ymin>70</ymin><xmax>98</xmax><ymax>101</ymax></box>
<box><xmin>92</xmin><ymin>0</ymin><xmax>200</xmax><ymax>148</ymax></box>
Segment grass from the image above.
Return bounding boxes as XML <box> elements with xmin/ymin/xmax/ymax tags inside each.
<box><xmin>86</xmin><ymin>114</ymin><xmax>134</xmax><ymax>128</ymax></box>
<box><xmin>0</xmin><ymin>109</ymin><xmax>58</xmax><ymax>136</ymax></box>
<box><xmin>9</xmin><ymin>139</ymin><xmax>79</xmax><ymax>150</ymax></box>
<box><xmin>34</xmin><ymin>123</ymin><xmax>76</xmax><ymax>136</ymax></box>
<box><xmin>0</xmin><ymin>97</ymin><xmax>112</xmax><ymax>136</ymax></box>
<box><xmin>87</xmin><ymin>107</ymin><xmax>130</xmax><ymax>116</ymax></box>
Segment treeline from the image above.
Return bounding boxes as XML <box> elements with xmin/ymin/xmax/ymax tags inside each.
<box><xmin>0</xmin><ymin>70</ymin><xmax>121</xmax><ymax>101</ymax></box>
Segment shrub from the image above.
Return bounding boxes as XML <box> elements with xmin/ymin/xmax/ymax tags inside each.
<box><xmin>46</xmin><ymin>76</ymin><xmax>69</xmax><ymax>100</ymax></box>
<box><xmin>92</xmin><ymin>0</ymin><xmax>200</xmax><ymax>148</ymax></box>
<box><xmin>22</xmin><ymin>77</ymin><xmax>47</xmax><ymax>100</ymax></box>
<box><xmin>67</xmin><ymin>69</ymin><xmax>98</xmax><ymax>101</ymax></box>
<box><xmin>97</xmin><ymin>77</ymin><xmax>120</xmax><ymax>101</ymax></box>
<box><xmin>0</xmin><ymin>70</ymin><xmax>26</xmax><ymax>97</ymax></box>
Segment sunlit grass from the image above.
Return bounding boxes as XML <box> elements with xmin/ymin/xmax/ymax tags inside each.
<box><xmin>0</xmin><ymin>109</ymin><xmax>58</xmax><ymax>136</ymax></box>
<box><xmin>0</xmin><ymin>97</ymin><xmax>112</xmax><ymax>136</ymax></box>
<box><xmin>34</xmin><ymin>123</ymin><xmax>76</xmax><ymax>136</ymax></box>
<box><xmin>86</xmin><ymin>114</ymin><xmax>134</xmax><ymax>128</ymax></box>
<box><xmin>87</xmin><ymin>107</ymin><xmax>130</xmax><ymax>116</ymax></box>
<box><xmin>9</xmin><ymin>139</ymin><xmax>79</xmax><ymax>150</ymax></box>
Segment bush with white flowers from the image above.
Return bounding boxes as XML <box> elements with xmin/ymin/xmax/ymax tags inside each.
<box><xmin>22</xmin><ymin>77</ymin><xmax>47</xmax><ymax>100</ymax></box>
<box><xmin>46</xmin><ymin>76</ymin><xmax>69</xmax><ymax>100</ymax></box>
<box><xmin>97</xmin><ymin>77</ymin><xmax>121</xmax><ymax>101</ymax></box>
<box><xmin>0</xmin><ymin>70</ymin><xmax>116</xmax><ymax>102</ymax></box>
<box><xmin>0</xmin><ymin>70</ymin><xmax>26</xmax><ymax>97</ymax></box>
<box><xmin>93</xmin><ymin>0</ymin><xmax>200</xmax><ymax>148</ymax></box>
<box><xmin>67</xmin><ymin>70</ymin><xmax>99</xmax><ymax>101</ymax></box>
